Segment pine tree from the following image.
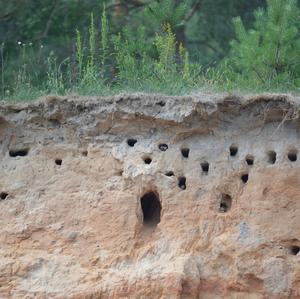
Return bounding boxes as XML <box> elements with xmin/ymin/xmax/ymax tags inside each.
<box><xmin>228</xmin><ymin>0</ymin><xmax>300</xmax><ymax>88</ymax></box>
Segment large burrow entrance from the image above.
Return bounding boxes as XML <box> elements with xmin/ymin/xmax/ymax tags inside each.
<box><xmin>140</xmin><ymin>191</ymin><xmax>161</xmax><ymax>227</ymax></box>
<box><xmin>219</xmin><ymin>193</ymin><xmax>232</xmax><ymax>213</ymax></box>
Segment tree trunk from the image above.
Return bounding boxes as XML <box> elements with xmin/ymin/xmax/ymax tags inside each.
<box><xmin>112</xmin><ymin>0</ymin><xmax>129</xmax><ymax>30</ymax></box>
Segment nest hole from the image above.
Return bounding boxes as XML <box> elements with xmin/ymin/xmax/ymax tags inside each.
<box><xmin>229</xmin><ymin>144</ymin><xmax>238</xmax><ymax>157</ymax></box>
<box><xmin>143</xmin><ymin>157</ymin><xmax>152</xmax><ymax>164</ymax></box>
<box><xmin>178</xmin><ymin>177</ymin><xmax>186</xmax><ymax>190</ymax></box>
<box><xmin>127</xmin><ymin>138</ymin><xmax>137</xmax><ymax>147</ymax></box>
<box><xmin>288</xmin><ymin>150</ymin><xmax>297</xmax><ymax>162</ymax></box>
<box><xmin>158</xmin><ymin>144</ymin><xmax>168</xmax><ymax>151</ymax></box>
<box><xmin>181</xmin><ymin>148</ymin><xmax>190</xmax><ymax>158</ymax></box>
<box><xmin>241</xmin><ymin>174</ymin><xmax>249</xmax><ymax>183</ymax></box>
<box><xmin>156</xmin><ymin>101</ymin><xmax>166</xmax><ymax>107</ymax></box>
<box><xmin>246</xmin><ymin>155</ymin><xmax>254</xmax><ymax>165</ymax></box>
<box><xmin>9</xmin><ymin>148</ymin><xmax>29</xmax><ymax>157</ymax></box>
<box><xmin>290</xmin><ymin>246</ymin><xmax>300</xmax><ymax>255</ymax></box>
<box><xmin>201</xmin><ymin>162</ymin><xmax>209</xmax><ymax>174</ymax></box>
<box><xmin>267</xmin><ymin>151</ymin><xmax>277</xmax><ymax>164</ymax></box>
<box><xmin>55</xmin><ymin>159</ymin><xmax>62</xmax><ymax>166</ymax></box>
<box><xmin>219</xmin><ymin>194</ymin><xmax>232</xmax><ymax>213</ymax></box>
<box><xmin>0</xmin><ymin>192</ymin><xmax>8</xmax><ymax>200</ymax></box>
<box><xmin>165</xmin><ymin>171</ymin><xmax>174</xmax><ymax>177</ymax></box>
<box><xmin>140</xmin><ymin>191</ymin><xmax>161</xmax><ymax>227</ymax></box>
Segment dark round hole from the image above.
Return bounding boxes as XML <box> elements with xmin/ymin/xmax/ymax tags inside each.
<box><xmin>156</xmin><ymin>101</ymin><xmax>166</xmax><ymax>107</ymax></box>
<box><xmin>229</xmin><ymin>145</ymin><xmax>238</xmax><ymax>157</ymax></box>
<box><xmin>181</xmin><ymin>148</ymin><xmax>190</xmax><ymax>158</ymax></box>
<box><xmin>0</xmin><ymin>192</ymin><xmax>8</xmax><ymax>200</ymax></box>
<box><xmin>9</xmin><ymin>148</ymin><xmax>29</xmax><ymax>157</ymax></box>
<box><xmin>241</xmin><ymin>174</ymin><xmax>249</xmax><ymax>183</ymax></box>
<box><xmin>290</xmin><ymin>246</ymin><xmax>300</xmax><ymax>255</ymax></box>
<box><xmin>246</xmin><ymin>155</ymin><xmax>254</xmax><ymax>165</ymax></box>
<box><xmin>201</xmin><ymin>162</ymin><xmax>209</xmax><ymax>174</ymax></box>
<box><xmin>127</xmin><ymin>138</ymin><xmax>137</xmax><ymax>147</ymax></box>
<box><xmin>288</xmin><ymin>150</ymin><xmax>297</xmax><ymax>162</ymax></box>
<box><xmin>143</xmin><ymin>157</ymin><xmax>152</xmax><ymax>164</ymax></box>
<box><xmin>165</xmin><ymin>171</ymin><xmax>174</xmax><ymax>177</ymax></box>
<box><xmin>178</xmin><ymin>177</ymin><xmax>186</xmax><ymax>190</ymax></box>
<box><xmin>82</xmin><ymin>150</ymin><xmax>88</xmax><ymax>157</ymax></box>
<box><xmin>55</xmin><ymin>159</ymin><xmax>62</xmax><ymax>166</ymax></box>
<box><xmin>158</xmin><ymin>144</ymin><xmax>168</xmax><ymax>151</ymax></box>
<box><xmin>140</xmin><ymin>191</ymin><xmax>161</xmax><ymax>227</ymax></box>
<box><xmin>219</xmin><ymin>194</ymin><xmax>232</xmax><ymax>213</ymax></box>
<box><xmin>267</xmin><ymin>151</ymin><xmax>276</xmax><ymax>164</ymax></box>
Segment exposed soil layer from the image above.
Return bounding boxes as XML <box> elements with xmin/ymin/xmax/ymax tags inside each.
<box><xmin>1</xmin><ymin>93</ymin><xmax>300</xmax><ymax>298</ymax></box>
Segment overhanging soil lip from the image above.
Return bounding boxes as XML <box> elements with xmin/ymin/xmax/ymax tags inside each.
<box><xmin>0</xmin><ymin>93</ymin><xmax>299</xmax><ymax>125</ymax></box>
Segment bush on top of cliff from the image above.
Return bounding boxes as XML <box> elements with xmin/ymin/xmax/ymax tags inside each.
<box><xmin>223</xmin><ymin>0</ymin><xmax>300</xmax><ymax>90</ymax></box>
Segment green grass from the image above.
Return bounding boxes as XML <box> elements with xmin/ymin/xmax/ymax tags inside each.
<box><xmin>1</xmin><ymin>3</ymin><xmax>299</xmax><ymax>103</ymax></box>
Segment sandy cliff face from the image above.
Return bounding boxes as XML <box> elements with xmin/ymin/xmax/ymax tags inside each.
<box><xmin>1</xmin><ymin>93</ymin><xmax>300</xmax><ymax>299</ymax></box>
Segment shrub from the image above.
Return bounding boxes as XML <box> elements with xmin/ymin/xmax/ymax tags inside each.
<box><xmin>227</xmin><ymin>0</ymin><xmax>300</xmax><ymax>89</ymax></box>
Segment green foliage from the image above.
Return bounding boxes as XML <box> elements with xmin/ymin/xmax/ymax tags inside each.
<box><xmin>76</xmin><ymin>29</ymin><xmax>83</xmax><ymax>80</ymax></box>
<box><xmin>179</xmin><ymin>44</ymin><xmax>191</xmax><ymax>82</ymax></box>
<box><xmin>113</xmin><ymin>32</ymin><xmax>138</xmax><ymax>83</ymax></box>
<box><xmin>80</xmin><ymin>12</ymin><xmax>105</xmax><ymax>91</ymax></box>
<box><xmin>227</xmin><ymin>0</ymin><xmax>300</xmax><ymax>88</ymax></box>
<box><xmin>88</xmin><ymin>13</ymin><xmax>96</xmax><ymax>75</ymax></box>
<box><xmin>45</xmin><ymin>52</ymin><xmax>66</xmax><ymax>94</ymax></box>
<box><xmin>146</xmin><ymin>0</ymin><xmax>188</xmax><ymax>30</ymax></box>
<box><xmin>110</xmin><ymin>21</ymin><xmax>195</xmax><ymax>92</ymax></box>
<box><xmin>1</xmin><ymin>0</ymin><xmax>300</xmax><ymax>101</ymax></box>
<box><xmin>154</xmin><ymin>24</ymin><xmax>177</xmax><ymax>78</ymax></box>
<box><xmin>100</xmin><ymin>5</ymin><xmax>109</xmax><ymax>72</ymax></box>
<box><xmin>0</xmin><ymin>43</ymin><xmax>4</xmax><ymax>99</ymax></box>
<box><xmin>185</xmin><ymin>0</ymin><xmax>266</xmax><ymax>64</ymax></box>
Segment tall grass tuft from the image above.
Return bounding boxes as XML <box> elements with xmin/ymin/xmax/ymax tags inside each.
<box><xmin>76</xmin><ymin>29</ymin><xmax>83</xmax><ymax>80</ymax></box>
<box><xmin>100</xmin><ymin>5</ymin><xmax>109</xmax><ymax>77</ymax></box>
